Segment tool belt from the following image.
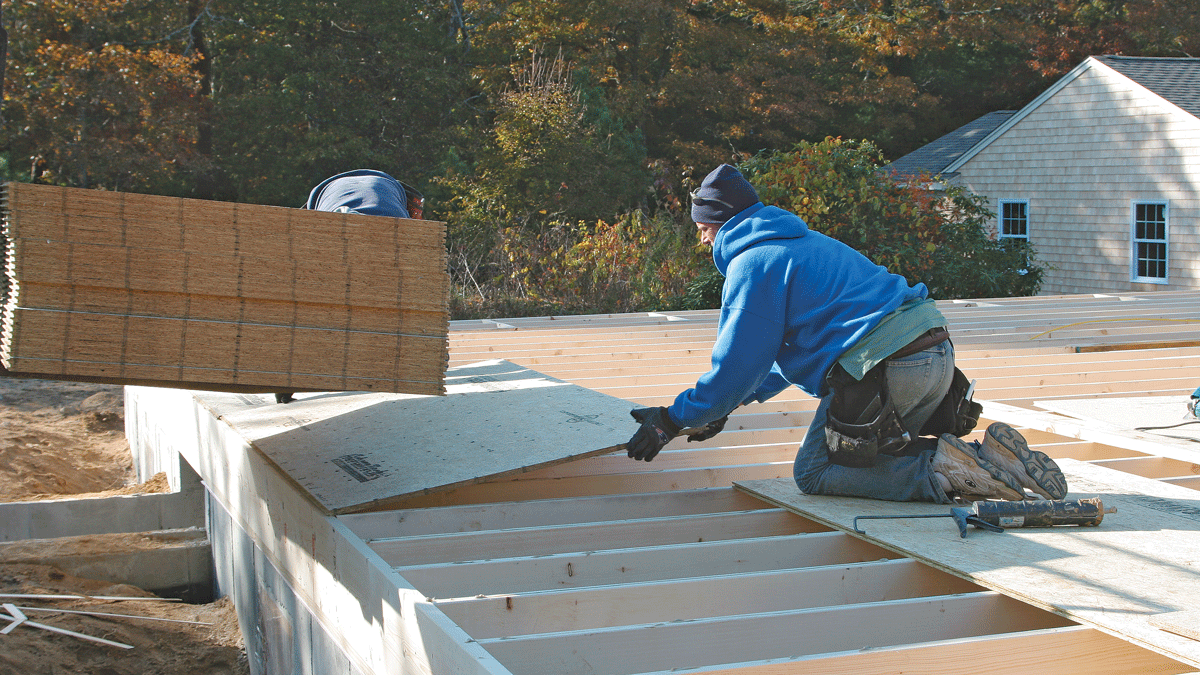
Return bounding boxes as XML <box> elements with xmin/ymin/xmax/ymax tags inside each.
<box><xmin>824</xmin><ymin>329</ymin><xmax>981</xmax><ymax>468</ymax></box>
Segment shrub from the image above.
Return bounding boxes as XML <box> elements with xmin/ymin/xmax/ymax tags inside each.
<box><xmin>450</xmin><ymin>210</ymin><xmax>711</xmax><ymax>319</ymax></box>
<box><xmin>741</xmin><ymin>138</ymin><xmax>1042</xmax><ymax>299</ymax></box>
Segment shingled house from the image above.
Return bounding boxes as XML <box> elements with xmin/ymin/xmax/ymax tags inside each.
<box><xmin>888</xmin><ymin>56</ymin><xmax>1200</xmax><ymax>296</ymax></box>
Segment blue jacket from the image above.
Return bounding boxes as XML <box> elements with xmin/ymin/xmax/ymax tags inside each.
<box><xmin>667</xmin><ymin>203</ymin><xmax>929</xmax><ymax>428</ymax></box>
<box><xmin>304</xmin><ymin>169</ymin><xmax>410</xmax><ymax>218</ymax></box>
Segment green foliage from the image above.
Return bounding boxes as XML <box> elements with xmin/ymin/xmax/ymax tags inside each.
<box><xmin>450</xmin><ymin>210</ymin><xmax>711</xmax><ymax>319</ymax></box>
<box><xmin>741</xmin><ymin>138</ymin><xmax>1043</xmax><ymax>299</ymax></box>
<box><xmin>441</xmin><ymin>52</ymin><xmax>648</xmax><ymax>227</ymax></box>
<box><xmin>2</xmin><ymin>0</ymin><xmax>206</xmax><ymax>192</ymax></box>
<box><xmin>204</xmin><ymin>0</ymin><xmax>474</xmax><ymax>205</ymax></box>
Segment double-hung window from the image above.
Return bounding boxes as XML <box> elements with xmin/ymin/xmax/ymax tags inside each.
<box><xmin>998</xmin><ymin>200</ymin><xmax>1029</xmax><ymax>241</ymax></box>
<box><xmin>1131</xmin><ymin>201</ymin><xmax>1169</xmax><ymax>284</ymax></box>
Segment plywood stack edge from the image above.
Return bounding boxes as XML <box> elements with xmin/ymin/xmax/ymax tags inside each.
<box><xmin>0</xmin><ymin>182</ymin><xmax>449</xmax><ymax>395</ymax></box>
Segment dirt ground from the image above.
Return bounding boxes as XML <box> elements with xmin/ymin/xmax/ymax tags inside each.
<box><xmin>0</xmin><ymin>376</ymin><xmax>249</xmax><ymax>674</ymax></box>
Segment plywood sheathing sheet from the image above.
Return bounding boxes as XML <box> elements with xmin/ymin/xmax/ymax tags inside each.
<box><xmin>1036</xmin><ymin>396</ymin><xmax>1200</xmax><ymax>444</ymax></box>
<box><xmin>194</xmin><ymin>360</ymin><xmax>637</xmax><ymax>514</ymax></box>
<box><xmin>0</xmin><ymin>181</ymin><xmax>449</xmax><ymax>394</ymax></box>
<box><xmin>736</xmin><ymin>459</ymin><xmax>1200</xmax><ymax>668</ymax></box>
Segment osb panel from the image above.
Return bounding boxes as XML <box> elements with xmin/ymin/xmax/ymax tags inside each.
<box><xmin>0</xmin><ymin>182</ymin><xmax>448</xmax><ymax>394</ymax></box>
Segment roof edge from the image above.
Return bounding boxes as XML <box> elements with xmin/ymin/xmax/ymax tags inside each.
<box><xmin>1090</xmin><ymin>56</ymin><xmax>1200</xmax><ymax>124</ymax></box>
<box><xmin>943</xmin><ymin>57</ymin><xmax>1100</xmax><ymax>174</ymax></box>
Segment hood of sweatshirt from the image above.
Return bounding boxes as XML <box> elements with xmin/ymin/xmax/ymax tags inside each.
<box><xmin>712</xmin><ymin>203</ymin><xmax>808</xmax><ymax>275</ymax></box>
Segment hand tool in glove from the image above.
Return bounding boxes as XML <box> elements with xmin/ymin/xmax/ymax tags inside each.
<box><xmin>687</xmin><ymin>415</ymin><xmax>727</xmax><ymax>442</ymax></box>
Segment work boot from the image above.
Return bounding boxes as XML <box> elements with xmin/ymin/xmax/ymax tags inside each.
<box><xmin>977</xmin><ymin>422</ymin><xmax>1068</xmax><ymax>499</ymax></box>
<box><xmin>933</xmin><ymin>434</ymin><xmax>1025</xmax><ymax>501</ymax></box>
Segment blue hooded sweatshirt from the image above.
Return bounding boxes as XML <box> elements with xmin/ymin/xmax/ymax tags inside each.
<box><xmin>666</xmin><ymin>202</ymin><xmax>929</xmax><ymax>428</ymax></box>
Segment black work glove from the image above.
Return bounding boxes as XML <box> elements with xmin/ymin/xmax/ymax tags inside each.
<box><xmin>626</xmin><ymin>407</ymin><xmax>680</xmax><ymax>462</ymax></box>
<box><xmin>687</xmin><ymin>415</ymin><xmax>727</xmax><ymax>442</ymax></box>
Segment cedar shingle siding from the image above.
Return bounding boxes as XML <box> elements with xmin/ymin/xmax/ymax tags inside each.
<box><xmin>891</xmin><ymin>56</ymin><xmax>1200</xmax><ymax>296</ymax></box>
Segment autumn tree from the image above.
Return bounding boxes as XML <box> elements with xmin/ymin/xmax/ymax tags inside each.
<box><xmin>203</xmin><ymin>0</ymin><xmax>475</xmax><ymax>205</ymax></box>
<box><xmin>1</xmin><ymin>0</ymin><xmax>206</xmax><ymax>192</ymax></box>
<box><xmin>444</xmin><ymin>51</ymin><xmax>647</xmax><ymax>226</ymax></box>
<box><xmin>464</xmin><ymin>0</ymin><xmax>890</xmax><ymax>175</ymax></box>
<box><xmin>439</xmin><ymin>51</ymin><xmax>652</xmax><ymax>312</ymax></box>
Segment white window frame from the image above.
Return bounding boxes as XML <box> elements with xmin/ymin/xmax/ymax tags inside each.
<box><xmin>1130</xmin><ymin>200</ymin><xmax>1169</xmax><ymax>284</ymax></box>
<box><xmin>998</xmin><ymin>199</ymin><xmax>1029</xmax><ymax>241</ymax></box>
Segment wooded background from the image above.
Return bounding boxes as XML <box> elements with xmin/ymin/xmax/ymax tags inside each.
<box><xmin>2</xmin><ymin>0</ymin><xmax>1196</xmax><ymax>316</ymax></box>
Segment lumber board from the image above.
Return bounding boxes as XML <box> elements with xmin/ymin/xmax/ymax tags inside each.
<box><xmin>734</xmin><ymin>460</ymin><xmax>1200</xmax><ymax>668</ymax></box>
<box><xmin>631</xmin><ymin>626</ymin><xmax>1192</xmax><ymax>675</ymax></box>
<box><xmin>478</xmin><ymin>592</ymin><xmax>1068</xmax><ymax>675</ymax></box>
<box><xmin>340</xmin><ymin>487</ymin><xmax>769</xmax><ymax>540</ymax></box>
<box><xmin>983</xmin><ymin>401</ymin><xmax>1200</xmax><ymax>465</ymax></box>
<box><xmin>193</xmin><ymin>360</ymin><xmax>642</xmax><ymax>515</ymax></box>
<box><xmin>2</xmin><ymin>181</ymin><xmax>446</xmax><ymax>254</ymax></box>
<box><xmin>432</xmin><ymin>559</ymin><xmax>980</xmax><ymax>639</ymax></box>
<box><xmin>1036</xmin><ymin>396</ymin><xmax>1200</xmax><ymax>445</ymax></box>
<box><xmin>9</xmin><ymin>283</ymin><xmax>445</xmax><ymax>335</ymax></box>
<box><xmin>1</xmin><ymin>309</ymin><xmax>445</xmax><ymax>393</ymax></box>
<box><xmin>367</xmin><ymin>509</ymin><xmax>818</xmax><ymax>567</ymax></box>
<box><xmin>7</xmin><ymin>239</ymin><xmax>447</xmax><ymax>314</ymax></box>
<box><xmin>394</xmin><ymin>531</ymin><xmax>897</xmax><ymax>599</ymax></box>
<box><xmin>1</xmin><ymin>181</ymin><xmax>449</xmax><ymax>395</ymax></box>
<box><xmin>378</xmin><ymin>460</ymin><xmax>793</xmax><ymax>510</ymax></box>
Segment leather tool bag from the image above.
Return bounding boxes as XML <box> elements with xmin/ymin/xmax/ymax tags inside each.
<box><xmin>824</xmin><ymin>362</ymin><xmax>912</xmax><ymax>468</ymax></box>
<box><xmin>823</xmin><ymin>345</ymin><xmax>981</xmax><ymax>468</ymax></box>
<box><xmin>918</xmin><ymin>366</ymin><xmax>982</xmax><ymax>437</ymax></box>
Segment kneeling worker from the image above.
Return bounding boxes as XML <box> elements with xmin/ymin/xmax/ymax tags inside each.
<box><xmin>625</xmin><ymin>164</ymin><xmax>1066</xmax><ymax>503</ymax></box>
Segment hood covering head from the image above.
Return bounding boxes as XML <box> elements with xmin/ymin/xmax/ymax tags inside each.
<box><xmin>691</xmin><ymin>164</ymin><xmax>761</xmax><ymax>224</ymax></box>
<box><xmin>713</xmin><ymin>204</ymin><xmax>808</xmax><ymax>275</ymax></box>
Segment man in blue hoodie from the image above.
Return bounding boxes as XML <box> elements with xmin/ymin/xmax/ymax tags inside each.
<box><xmin>625</xmin><ymin>164</ymin><xmax>1066</xmax><ymax>503</ymax></box>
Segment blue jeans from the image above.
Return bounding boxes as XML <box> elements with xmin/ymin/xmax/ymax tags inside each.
<box><xmin>793</xmin><ymin>341</ymin><xmax>955</xmax><ymax>504</ymax></box>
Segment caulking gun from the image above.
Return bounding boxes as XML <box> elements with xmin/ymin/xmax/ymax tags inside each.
<box><xmin>852</xmin><ymin>498</ymin><xmax>1116</xmax><ymax>538</ymax></box>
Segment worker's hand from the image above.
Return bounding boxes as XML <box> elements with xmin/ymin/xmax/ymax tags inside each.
<box><xmin>626</xmin><ymin>407</ymin><xmax>680</xmax><ymax>462</ymax></box>
<box><xmin>687</xmin><ymin>415</ymin><xmax>727</xmax><ymax>442</ymax></box>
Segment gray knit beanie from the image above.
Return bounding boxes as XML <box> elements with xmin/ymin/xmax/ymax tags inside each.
<box><xmin>690</xmin><ymin>164</ymin><xmax>760</xmax><ymax>224</ymax></box>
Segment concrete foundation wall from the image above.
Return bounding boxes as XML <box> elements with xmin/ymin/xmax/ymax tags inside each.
<box><xmin>125</xmin><ymin>385</ymin><xmax>509</xmax><ymax>675</ymax></box>
<box><xmin>208</xmin><ymin>491</ymin><xmax>368</xmax><ymax>675</ymax></box>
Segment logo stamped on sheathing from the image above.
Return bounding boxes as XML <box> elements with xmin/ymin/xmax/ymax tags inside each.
<box><xmin>331</xmin><ymin>454</ymin><xmax>390</xmax><ymax>483</ymax></box>
<box><xmin>561</xmin><ymin>411</ymin><xmax>603</xmax><ymax>426</ymax></box>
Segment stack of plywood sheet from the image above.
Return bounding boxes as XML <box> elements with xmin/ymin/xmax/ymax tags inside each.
<box><xmin>0</xmin><ymin>182</ymin><xmax>448</xmax><ymax>395</ymax></box>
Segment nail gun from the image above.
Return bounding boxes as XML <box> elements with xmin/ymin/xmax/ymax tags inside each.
<box><xmin>853</xmin><ymin>498</ymin><xmax>1116</xmax><ymax>538</ymax></box>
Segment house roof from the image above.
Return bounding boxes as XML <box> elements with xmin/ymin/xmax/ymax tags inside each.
<box><xmin>941</xmin><ymin>55</ymin><xmax>1200</xmax><ymax>174</ymax></box>
<box><xmin>885</xmin><ymin>110</ymin><xmax>1016</xmax><ymax>178</ymax></box>
<box><xmin>1094</xmin><ymin>55</ymin><xmax>1200</xmax><ymax>119</ymax></box>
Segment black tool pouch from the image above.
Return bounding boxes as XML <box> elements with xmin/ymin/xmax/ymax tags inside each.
<box><xmin>823</xmin><ymin>363</ymin><xmax>911</xmax><ymax>468</ymax></box>
<box><xmin>918</xmin><ymin>366</ymin><xmax>982</xmax><ymax>438</ymax></box>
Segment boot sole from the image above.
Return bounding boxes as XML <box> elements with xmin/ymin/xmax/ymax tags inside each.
<box><xmin>937</xmin><ymin>435</ymin><xmax>1025</xmax><ymax>501</ymax></box>
<box><xmin>985</xmin><ymin>423</ymin><xmax>1068</xmax><ymax>499</ymax></box>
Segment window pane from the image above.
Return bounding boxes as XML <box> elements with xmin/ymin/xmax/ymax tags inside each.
<box><xmin>1137</xmin><ymin>241</ymin><xmax>1167</xmax><ymax>279</ymax></box>
<box><xmin>1000</xmin><ymin>202</ymin><xmax>1027</xmax><ymax>238</ymax></box>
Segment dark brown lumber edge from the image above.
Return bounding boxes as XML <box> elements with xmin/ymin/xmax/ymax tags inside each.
<box><xmin>1074</xmin><ymin>340</ymin><xmax>1200</xmax><ymax>353</ymax></box>
<box><xmin>0</xmin><ymin>363</ymin><xmax>445</xmax><ymax>396</ymax></box>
